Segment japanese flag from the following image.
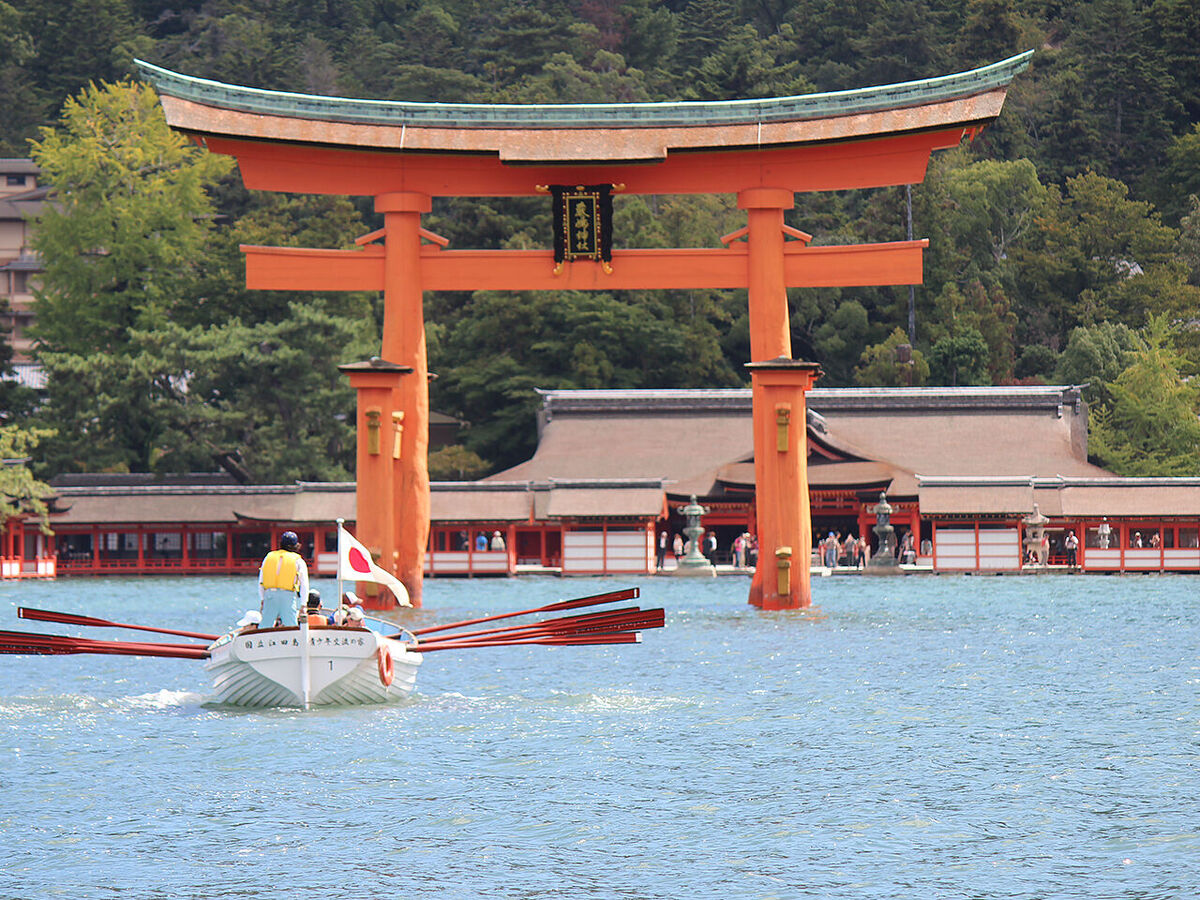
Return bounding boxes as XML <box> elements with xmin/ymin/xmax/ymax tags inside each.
<box><xmin>337</xmin><ymin>523</ymin><xmax>411</xmax><ymax>607</ymax></box>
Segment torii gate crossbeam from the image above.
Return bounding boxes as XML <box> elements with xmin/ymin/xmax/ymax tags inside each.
<box><xmin>138</xmin><ymin>52</ymin><xmax>1031</xmax><ymax>610</ymax></box>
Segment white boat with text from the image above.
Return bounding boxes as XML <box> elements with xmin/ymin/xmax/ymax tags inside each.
<box><xmin>204</xmin><ymin>616</ymin><xmax>421</xmax><ymax>707</ymax></box>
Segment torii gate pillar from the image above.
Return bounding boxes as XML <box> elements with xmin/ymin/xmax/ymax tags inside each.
<box><xmin>338</xmin><ymin>358</ymin><xmax>414</xmax><ymax>607</ymax></box>
<box><xmin>377</xmin><ymin>192</ymin><xmax>432</xmax><ymax>608</ymax></box>
<box><xmin>746</xmin><ymin>359</ymin><xmax>823</xmax><ymax>610</ymax></box>
<box><xmin>739</xmin><ymin>188</ymin><xmax>822</xmax><ymax>610</ymax></box>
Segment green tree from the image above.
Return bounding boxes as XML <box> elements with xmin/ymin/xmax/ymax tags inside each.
<box><xmin>854</xmin><ymin>327</ymin><xmax>930</xmax><ymax>386</ymax></box>
<box><xmin>928</xmin><ymin>327</ymin><xmax>990</xmax><ymax>386</ymax></box>
<box><xmin>1041</xmin><ymin>0</ymin><xmax>1177</xmax><ymax>186</ymax></box>
<box><xmin>0</xmin><ymin>298</ymin><xmax>36</xmax><ymax>422</ymax></box>
<box><xmin>433</xmin><ymin>288</ymin><xmax>738</xmax><ymax>469</ymax></box>
<box><xmin>131</xmin><ymin>304</ymin><xmax>370</xmax><ymax>482</ymax></box>
<box><xmin>429</xmin><ymin>444</ymin><xmax>490</xmax><ymax>481</ymax></box>
<box><xmin>0</xmin><ymin>1</ymin><xmax>44</xmax><ymax>155</ymax></box>
<box><xmin>155</xmin><ymin>10</ymin><xmax>299</xmax><ymax>88</ymax></box>
<box><xmin>1148</xmin><ymin>123</ymin><xmax>1200</xmax><ymax>226</ymax></box>
<box><xmin>475</xmin><ymin>2</ymin><xmax>576</xmax><ymax>83</ymax></box>
<box><xmin>850</xmin><ymin>0</ymin><xmax>949</xmax><ymax>86</ymax></box>
<box><xmin>676</xmin><ymin>0</ymin><xmax>741</xmax><ymax>71</ymax></box>
<box><xmin>0</xmin><ymin>424</ymin><xmax>55</xmax><ymax>530</ymax></box>
<box><xmin>619</xmin><ymin>1</ymin><xmax>679</xmax><ymax>77</ymax></box>
<box><xmin>1012</xmin><ymin>170</ymin><xmax>1181</xmax><ymax>347</ymax></box>
<box><xmin>1014</xmin><ymin>343</ymin><xmax>1057</xmax><ymax>380</ymax></box>
<box><xmin>1180</xmin><ymin>195</ymin><xmax>1200</xmax><ymax>285</ymax></box>
<box><xmin>1149</xmin><ymin>0</ymin><xmax>1200</xmax><ymax>127</ymax></box>
<box><xmin>30</xmin><ymin>80</ymin><xmax>232</xmax><ymax>474</ymax></box>
<box><xmin>924</xmin><ymin>155</ymin><xmax>1047</xmax><ymax>281</ymax></box>
<box><xmin>926</xmin><ymin>281</ymin><xmax>1018</xmax><ymax>383</ymax></box>
<box><xmin>685</xmin><ymin>24</ymin><xmax>814</xmax><ymax>100</ymax></box>
<box><xmin>1088</xmin><ymin>316</ymin><xmax>1200</xmax><ymax>475</ymax></box>
<box><xmin>147</xmin><ymin>188</ymin><xmax>380</xmax><ymax>481</ymax></box>
<box><xmin>499</xmin><ymin>50</ymin><xmax>652</xmax><ymax>103</ymax></box>
<box><xmin>953</xmin><ymin>0</ymin><xmax>1023</xmax><ymax>69</ymax></box>
<box><xmin>1053</xmin><ymin>321</ymin><xmax>1140</xmax><ymax>405</ymax></box>
<box><xmin>811</xmin><ymin>299</ymin><xmax>872</xmax><ymax>386</ymax></box>
<box><xmin>28</xmin><ymin>0</ymin><xmax>150</xmax><ymax>108</ymax></box>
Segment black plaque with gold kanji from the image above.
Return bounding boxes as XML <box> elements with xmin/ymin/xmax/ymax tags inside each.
<box><xmin>550</xmin><ymin>184</ymin><xmax>614</xmax><ymax>268</ymax></box>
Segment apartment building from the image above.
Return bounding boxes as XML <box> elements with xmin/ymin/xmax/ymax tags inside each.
<box><xmin>0</xmin><ymin>158</ymin><xmax>46</xmax><ymax>369</ymax></box>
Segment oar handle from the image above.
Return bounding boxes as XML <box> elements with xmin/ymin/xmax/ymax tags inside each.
<box><xmin>412</xmin><ymin>587</ymin><xmax>639</xmax><ymax>637</ymax></box>
<box><xmin>19</xmin><ymin>607</ymin><xmax>219</xmax><ymax>642</ymax></box>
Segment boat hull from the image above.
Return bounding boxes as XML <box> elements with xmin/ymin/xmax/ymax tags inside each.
<box><xmin>205</xmin><ymin>625</ymin><xmax>420</xmax><ymax>708</ymax></box>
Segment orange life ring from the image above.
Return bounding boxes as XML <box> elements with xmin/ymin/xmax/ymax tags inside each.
<box><xmin>377</xmin><ymin>643</ymin><xmax>394</xmax><ymax>687</ymax></box>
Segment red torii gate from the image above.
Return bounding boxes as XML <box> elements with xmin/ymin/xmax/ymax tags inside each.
<box><xmin>138</xmin><ymin>52</ymin><xmax>1030</xmax><ymax>609</ymax></box>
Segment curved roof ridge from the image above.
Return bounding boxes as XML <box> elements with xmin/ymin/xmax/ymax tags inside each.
<box><xmin>134</xmin><ymin>51</ymin><xmax>1032</xmax><ymax>130</ymax></box>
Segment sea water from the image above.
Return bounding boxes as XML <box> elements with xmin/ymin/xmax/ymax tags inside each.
<box><xmin>0</xmin><ymin>574</ymin><xmax>1197</xmax><ymax>899</ymax></box>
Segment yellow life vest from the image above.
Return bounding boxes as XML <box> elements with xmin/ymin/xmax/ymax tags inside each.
<box><xmin>261</xmin><ymin>549</ymin><xmax>301</xmax><ymax>592</ymax></box>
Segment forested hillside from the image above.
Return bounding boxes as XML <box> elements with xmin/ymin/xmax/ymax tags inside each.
<box><xmin>2</xmin><ymin>0</ymin><xmax>1198</xmax><ymax>480</ymax></box>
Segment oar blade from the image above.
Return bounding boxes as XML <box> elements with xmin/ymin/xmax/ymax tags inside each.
<box><xmin>0</xmin><ymin>629</ymin><xmax>210</xmax><ymax>660</ymax></box>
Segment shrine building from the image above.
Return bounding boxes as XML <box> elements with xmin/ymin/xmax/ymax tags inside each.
<box><xmin>13</xmin><ymin>384</ymin><xmax>1200</xmax><ymax>580</ymax></box>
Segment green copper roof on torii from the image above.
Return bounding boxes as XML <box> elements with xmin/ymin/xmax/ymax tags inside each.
<box><xmin>134</xmin><ymin>51</ymin><xmax>1032</xmax><ymax>130</ymax></box>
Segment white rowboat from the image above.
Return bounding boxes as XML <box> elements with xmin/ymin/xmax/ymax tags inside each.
<box><xmin>205</xmin><ymin>619</ymin><xmax>421</xmax><ymax>708</ymax></box>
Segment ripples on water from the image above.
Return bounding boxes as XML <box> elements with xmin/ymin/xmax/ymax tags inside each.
<box><xmin>1</xmin><ymin>575</ymin><xmax>1198</xmax><ymax>899</ymax></box>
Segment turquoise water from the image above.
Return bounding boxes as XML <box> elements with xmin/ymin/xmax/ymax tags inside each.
<box><xmin>1</xmin><ymin>574</ymin><xmax>1198</xmax><ymax>899</ymax></box>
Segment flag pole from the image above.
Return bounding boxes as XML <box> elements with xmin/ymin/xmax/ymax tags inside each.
<box><xmin>336</xmin><ymin>517</ymin><xmax>345</xmax><ymax>614</ymax></box>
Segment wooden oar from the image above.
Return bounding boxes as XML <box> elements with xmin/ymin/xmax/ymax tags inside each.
<box><xmin>410</xmin><ymin>610</ymin><xmax>664</xmax><ymax>652</ymax></box>
<box><xmin>412</xmin><ymin>587</ymin><xmax>640</xmax><ymax>637</ymax></box>
<box><xmin>412</xmin><ymin>615</ymin><xmax>664</xmax><ymax>653</ymax></box>
<box><xmin>0</xmin><ymin>629</ymin><xmax>211</xmax><ymax>659</ymax></box>
<box><xmin>18</xmin><ymin>607</ymin><xmax>219</xmax><ymax>642</ymax></box>
<box><xmin>406</xmin><ymin>632</ymin><xmax>644</xmax><ymax>653</ymax></box>
<box><xmin>411</xmin><ymin>605</ymin><xmax>652</xmax><ymax>645</ymax></box>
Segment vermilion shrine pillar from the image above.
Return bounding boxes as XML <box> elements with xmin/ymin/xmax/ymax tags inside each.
<box><xmin>747</xmin><ymin>359</ymin><xmax>823</xmax><ymax>610</ymax></box>
<box><xmin>739</xmin><ymin>187</ymin><xmax>823</xmax><ymax>609</ymax></box>
<box><xmin>377</xmin><ymin>192</ymin><xmax>432</xmax><ymax>608</ymax></box>
<box><xmin>337</xmin><ymin>359</ymin><xmax>413</xmax><ymax>607</ymax></box>
<box><xmin>740</xmin><ymin>188</ymin><xmax>794</xmax><ymax>361</ymax></box>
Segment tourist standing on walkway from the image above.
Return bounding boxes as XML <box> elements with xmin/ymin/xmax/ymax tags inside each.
<box><xmin>1064</xmin><ymin>530</ymin><xmax>1079</xmax><ymax>567</ymax></box>
<box><xmin>656</xmin><ymin>530</ymin><xmax>667</xmax><ymax>570</ymax></box>
<box><xmin>822</xmin><ymin>532</ymin><xmax>839</xmax><ymax>568</ymax></box>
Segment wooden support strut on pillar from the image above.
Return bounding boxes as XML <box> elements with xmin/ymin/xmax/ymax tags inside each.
<box><xmin>338</xmin><ymin>359</ymin><xmax>413</xmax><ymax>608</ymax></box>
<box><xmin>377</xmin><ymin>192</ymin><xmax>433</xmax><ymax>608</ymax></box>
<box><xmin>746</xmin><ymin>359</ymin><xmax>823</xmax><ymax>610</ymax></box>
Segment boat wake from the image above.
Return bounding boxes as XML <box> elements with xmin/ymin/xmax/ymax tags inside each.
<box><xmin>547</xmin><ymin>688</ymin><xmax>695</xmax><ymax>713</ymax></box>
<box><xmin>124</xmin><ymin>688</ymin><xmax>206</xmax><ymax>709</ymax></box>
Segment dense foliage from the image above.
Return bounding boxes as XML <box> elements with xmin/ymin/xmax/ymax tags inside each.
<box><xmin>1</xmin><ymin>0</ymin><xmax>1198</xmax><ymax>478</ymax></box>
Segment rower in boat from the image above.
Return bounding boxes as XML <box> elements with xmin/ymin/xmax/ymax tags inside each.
<box><xmin>258</xmin><ymin>530</ymin><xmax>308</xmax><ymax>627</ymax></box>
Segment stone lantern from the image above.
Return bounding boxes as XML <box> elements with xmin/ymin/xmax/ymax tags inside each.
<box><xmin>865</xmin><ymin>491</ymin><xmax>900</xmax><ymax>575</ymax></box>
<box><xmin>1022</xmin><ymin>504</ymin><xmax>1049</xmax><ymax>566</ymax></box>
<box><xmin>673</xmin><ymin>494</ymin><xmax>716</xmax><ymax>577</ymax></box>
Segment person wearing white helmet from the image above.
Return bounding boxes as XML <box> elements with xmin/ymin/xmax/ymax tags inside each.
<box><xmin>258</xmin><ymin>530</ymin><xmax>309</xmax><ymax>628</ymax></box>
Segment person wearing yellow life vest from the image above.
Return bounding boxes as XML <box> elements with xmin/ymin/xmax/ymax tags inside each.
<box><xmin>258</xmin><ymin>531</ymin><xmax>309</xmax><ymax>628</ymax></box>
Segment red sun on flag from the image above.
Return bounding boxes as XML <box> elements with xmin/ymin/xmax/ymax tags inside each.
<box><xmin>347</xmin><ymin>547</ymin><xmax>373</xmax><ymax>574</ymax></box>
